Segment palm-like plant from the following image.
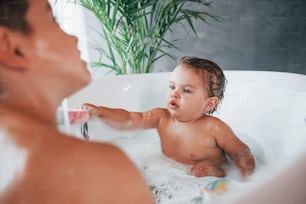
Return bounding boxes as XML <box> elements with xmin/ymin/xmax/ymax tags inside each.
<box><xmin>76</xmin><ymin>0</ymin><xmax>221</xmax><ymax>74</ymax></box>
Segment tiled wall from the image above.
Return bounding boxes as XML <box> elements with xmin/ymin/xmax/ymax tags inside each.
<box><xmin>153</xmin><ymin>0</ymin><xmax>306</xmax><ymax>75</ymax></box>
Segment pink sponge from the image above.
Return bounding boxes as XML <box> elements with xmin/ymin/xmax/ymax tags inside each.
<box><xmin>68</xmin><ymin>109</ymin><xmax>89</xmax><ymax>124</ymax></box>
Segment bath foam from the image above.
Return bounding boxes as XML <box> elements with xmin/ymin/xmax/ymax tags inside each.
<box><xmin>67</xmin><ymin>119</ymin><xmax>302</xmax><ymax>204</ymax></box>
<box><xmin>67</xmin><ymin>123</ymin><xmax>278</xmax><ymax>203</ymax></box>
<box><xmin>0</xmin><ymin>131</ymin><xmax>28</xmax><ymax>194</ymax></box>
<box><xmin>109</xmin><ymin>130</ymin><xmax>264</xmax><ymax>204</ymax></box>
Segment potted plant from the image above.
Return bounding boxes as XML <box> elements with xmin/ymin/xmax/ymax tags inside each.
<box><xmin>76</xmin><ymin>0</ymin><xmax>221</xmax><ymax>74</ymax></box>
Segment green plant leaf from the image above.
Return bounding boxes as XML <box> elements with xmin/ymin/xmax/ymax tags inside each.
<box><xmin>76</xmin><ymin>0</ymin><xmax>221</xmax><ymax>74</ymax></box>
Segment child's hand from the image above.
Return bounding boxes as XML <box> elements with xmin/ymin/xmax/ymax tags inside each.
<box><xmin>234</xmin><ymin>149</ymin><xmax>255</xmax><ymax>177</ymax></box>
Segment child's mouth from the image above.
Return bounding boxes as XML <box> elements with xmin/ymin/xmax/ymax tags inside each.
<box><xmin>169</xmin><ymin>101</ymin><xmax>178</xmax><ymax>110</ymax></box>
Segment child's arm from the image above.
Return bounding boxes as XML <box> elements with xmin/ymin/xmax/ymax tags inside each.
<box><xmin>70</xmin><ymin>103</ymin><xmax>163</xmax><ymax>130</ymax></box>
<box><xmin>232</xmin><ymin>148</ymin><xmax>255</xmax><ymax>177</ymax></box>
<box><xmin>214</xmin><ymin>119</ymin><xmax>255</xmax><ymax>177</ymax></box>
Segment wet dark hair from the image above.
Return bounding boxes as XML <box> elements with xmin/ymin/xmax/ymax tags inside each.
<box><xmin>179</xmin><ymin>56</ymin><xmax>227</xmax><ymax>114</ymax></box>
<box><xmin>0</xmin><ymin>0</ymin><xmax>31</xmax><ymax>34</ymax></box>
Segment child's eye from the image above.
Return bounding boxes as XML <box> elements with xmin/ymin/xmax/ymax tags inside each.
<box><xmin>183</xmin><ymin>88</ymin><xmax>192</xmax><ymax>93</ymax></box>
<box><xmin>169</xmin><ymin>85</ymin><xmax>175</xmax><ymax>90</ymax></box>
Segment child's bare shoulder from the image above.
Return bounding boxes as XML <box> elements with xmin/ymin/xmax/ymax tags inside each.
<box><xmin>201</xmin><ymin>115</ymin><xmax>233</xmax><ymax>134</ymax></box>
<box><xmin>202</xmin><ymin>115</ymin><xmax>228</xmax><ymax>126</ymax></box>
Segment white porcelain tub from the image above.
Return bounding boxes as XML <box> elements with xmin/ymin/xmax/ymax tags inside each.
<box><xmin>64</xmin><ymin>71</ymin><xmax>306</xmax><ymax>204</ymax></box>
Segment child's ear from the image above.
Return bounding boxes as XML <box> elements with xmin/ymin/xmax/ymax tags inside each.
<box><xmin>203</xmin><ymin>96</ymin><xmax>219</xmax><ymax>113</ymax></box>
<box><xmin>0</xmin><ymin>27</ymin><xmax>30</xmax><ymax>70</ymax></box>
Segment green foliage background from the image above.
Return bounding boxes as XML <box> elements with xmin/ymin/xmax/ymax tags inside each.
<box><xmin>77</xmin><ymin>0</ymin><xmax>221</xmax><ymax>74</ymax></box>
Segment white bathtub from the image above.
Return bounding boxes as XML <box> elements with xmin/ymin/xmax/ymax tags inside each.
<box><xmin>63</xmin><ymin>71</ymin><xmax>306</xmax><ymax>204</ymax></box>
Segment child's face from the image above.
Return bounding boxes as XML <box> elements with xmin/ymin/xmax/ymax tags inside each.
<box><xmin>166</xmin><ymin>64</ymin><xmax>217</xmax><ymax>121</ymax></box>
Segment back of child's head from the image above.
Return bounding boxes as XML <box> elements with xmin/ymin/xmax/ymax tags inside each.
<box><xmin>179</xmin><ymin>56</ymin><xmax>227</xmax><ymax>114</ymax></box>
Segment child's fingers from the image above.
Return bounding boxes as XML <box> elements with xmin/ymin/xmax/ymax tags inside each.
<box><xmin>74</xmin><ymin>104</ymin><xmax>90</xmax><ymax>110</ymax></box>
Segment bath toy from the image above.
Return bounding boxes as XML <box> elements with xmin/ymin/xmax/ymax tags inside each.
<box><xmin>68</xmin><ymin>108</ymin><xmax>89</xmax><ymax>124</ymax></box>
<box><xmin>203</xmin><ymin>178</ymin><xmax>229</xmax><ymax>194</ymax></box>
<box><xmin>68</xmin><ymin>109</ymin><xmax>90</xmax><ymax>139</ymax></box>
<box><xmin>200</xmin><ymin>179</ymin><xmax>229</xmax><ymax>204</ymax></box>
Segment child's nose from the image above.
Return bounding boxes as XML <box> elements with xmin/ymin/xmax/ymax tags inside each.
<box><xmin>171</xmin><ymin>89</ymin><xmax>180</xmax><ymax>98</ymax></box>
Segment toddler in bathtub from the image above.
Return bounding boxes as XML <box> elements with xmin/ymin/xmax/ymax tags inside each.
<box><xmin>70</xmin><ymin>56</ymin><xmax>255</xmax><ymax>178</ymax></box>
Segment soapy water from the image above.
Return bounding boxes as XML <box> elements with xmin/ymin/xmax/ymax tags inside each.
<box><xmin>127</xmin><ymin>130</ymin><xmax>265</xmax><ymax>204</ymax></box>
<box><xmin>60</xmin><ymin>122</ymin><xmax>306</xmax><ymax>204</ymax></box>
<box><xmin>59</xmin><ymin>71</ymin><xmax>306</xmax><ymax>203</ymax></box>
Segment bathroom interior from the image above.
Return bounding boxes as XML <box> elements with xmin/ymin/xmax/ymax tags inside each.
<box><xmin>51</xmin><ymin>0</ymin><xmax>306</xmax><ymax>203</ymax></box>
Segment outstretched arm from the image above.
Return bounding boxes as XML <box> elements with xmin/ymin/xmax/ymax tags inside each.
<box><xmin>69</xmin><ymin>103</ymin><xmax>163</xmax><ymax>130</ymax></box>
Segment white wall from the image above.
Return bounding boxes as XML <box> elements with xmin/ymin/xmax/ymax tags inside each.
<box><xmin>48</xmin><ymin>0</ymin><xmax>110</xmax><ymax>77</ymax></box>
<box><xmin>48</xmin><ymin>0</ymin><xmax>88</xmax><ymax>60</ymax></box>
